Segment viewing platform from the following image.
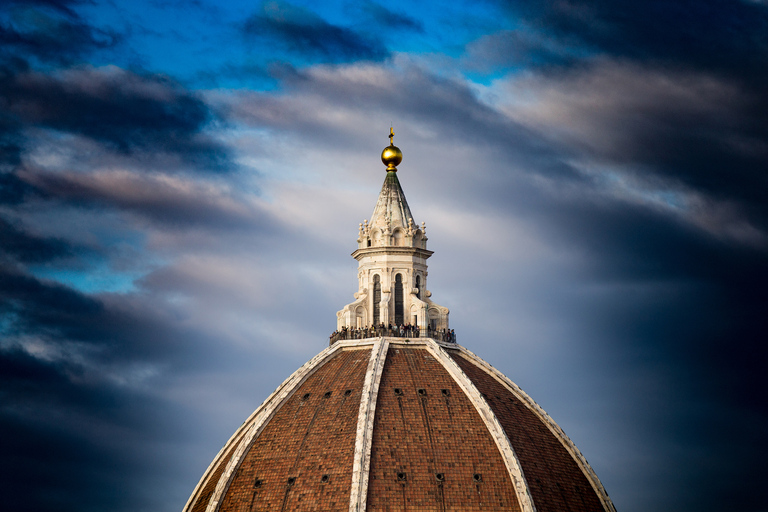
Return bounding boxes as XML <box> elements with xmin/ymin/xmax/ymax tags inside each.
<box><xmin>329</xmin><ymin>325</ymin><xmax>456</xmax><ymax>345</ymax></box>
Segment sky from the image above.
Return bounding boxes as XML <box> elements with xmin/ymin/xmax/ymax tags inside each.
<box><xmin>0</xmin><ymin>0</ymin><xmax>767</xmax><ymax>510</ymax></box>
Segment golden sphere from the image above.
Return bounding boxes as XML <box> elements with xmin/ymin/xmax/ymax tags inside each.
<box><xmin>381</xmin><ymin>144</ymin><xmax>402</xmax><ymax>171</ymax></box>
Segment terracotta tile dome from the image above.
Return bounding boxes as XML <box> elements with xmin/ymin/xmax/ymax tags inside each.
<box><xmin>184</xmin><ymin>339</ymin><xmax>614</xmax><ymax>512</ymax></box>
<box><xmin>184</xmin><ymin>133</ymin><xmax>615</xmax><ymax>512</ymax></box>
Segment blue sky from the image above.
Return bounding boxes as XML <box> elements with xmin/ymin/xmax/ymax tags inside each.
<box><xmin>1</xmin><ymin>1</ymin><xmax>767</xmax><ymax>511</ymax></box>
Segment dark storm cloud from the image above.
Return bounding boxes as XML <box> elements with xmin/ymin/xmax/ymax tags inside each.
<box><xmin>243</xmin><ymin>1</ymin><xmax>389</xmax><ymax>63</ymax></box>
<box><xmin>504</xmin><ymin>59</ymin><xmax>768</xmax><ymax>238</ymax></box>
<box><xmin>359</xmin><ymin>0</ymin><xmax>424</xmax><ymax>32</ymax></box>
<box><xmin>0</xmin><ymin>0</ymin><xmax>120</xmax><ymax>65</ymax></box>
<box><xmin>18</xmin><ymin>167</ymin><xmax>274</xmax><ymax>230</ymax></box>
<box><xmin>0</xmin><ymin>252</ymin><xmax>229</xmax><ymax>511</ymax></box>
<box><xmin>462</xmin><ymin>16</ymin><xmax>768</xmax><ymax>503</ymax></box>
<box><xmin>0</xmin><ymin>264</ymin><xmax>210</xmax><ymax>365</ymax></box>
<box><xmin>0</xmin><ymin>66</ymin><xmax>230</xmax><ymax>171</ymax></box>
<box><xmin>541</xmin><ymin>195</ymin><xmax>768</xmax><ymax>511</ymax></box>
<box><xmin>501</xmin><ymin>0</ymin><xmax>768</xmax><ymax>81</ymax></box>
<box><xmin>0</xmin><ymin>167</ymin><xmax>40</xmax><ymax>203</ymax></box>
<box><xmin>0</xmin><ymin>216</ymin><xmax>72</xmax><ymax>263</ymax></box>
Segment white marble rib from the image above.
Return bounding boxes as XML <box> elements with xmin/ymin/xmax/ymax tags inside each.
<box><xmin>348</xmin><ymin>338</ymin><xmax>389</xmax><ymax>512</ymax></box>
<box><xmin>423</xmin><ymin>339</ymin><xmax>538</xmax><ymax>512</ymax></box>
<box><xmin>192</xmin><ymin>340</ymin><xmax>370</xmax><ymax>512</ymax></box>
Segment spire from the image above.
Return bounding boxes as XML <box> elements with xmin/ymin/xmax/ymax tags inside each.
<box><xmin>361</xmin><ymin>129</ymin><xmax>418</xmax><ymax>248</ymax></box>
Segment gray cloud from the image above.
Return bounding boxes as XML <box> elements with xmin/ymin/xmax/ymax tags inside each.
<box><xmin>497</xmin><ymin>0</ymin><xmax>768</xmax><ymax>82</ymax></box>
<box><xmin>17</xmin><ymin>167</ymin><xmax>272</xmax><ymax>230</ymax></box>
<box><xmin>1</xmin><ymin>2</ymin><xmax>766</xmax><ymax>512</ymax></box>
<box><xmin>492</xmin><ymin>59</ymin><xmax>768</xmax><ymax>239</ymax></box>
<box><xmin>0</xmin><ymin>216</ymin><xmax>72</xmax><ymax>262</ymax></box>
<box><xmin>0</xmin><ymin>66</ymin><xmax>230</xmax><ymax>172</ymax></box>
<box><xmin>243</xmin><ymin>1</ymin><xmax>389</xmax><ymax>63</ymax></box>
<box><xmin>0</xmin><ymin>0</ymin><xmax>120</xmax><ymax>65</ymax></box>
<box><xmin>358</xmin><ymin>0</ymin><xmax>424</xmax><ymax>33</ymax></box>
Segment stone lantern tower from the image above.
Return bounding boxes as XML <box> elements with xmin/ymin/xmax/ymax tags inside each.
<box><xmin>337</xmin><ymin>128</ymin><xmax>449</xmax><ymax>333</ymax></box>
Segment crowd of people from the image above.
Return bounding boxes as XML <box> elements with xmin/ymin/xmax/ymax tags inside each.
<box><xmin>329</xmin><ymin>323</ymin><xmax>456</xmax><ymax>345</ymax></box>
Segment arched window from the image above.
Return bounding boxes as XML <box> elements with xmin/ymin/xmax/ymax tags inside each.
<box><xmin>415</xmin><ymin>275</ymin><xmax>421</xmax><ymax>300</ymax></box>
<box><xmin>394</xmin><ymin>274</ymin><xmax>404</xmax><ymax>326</ymax></box>
<box><xmin>373</xmin><ymin>275</ymin><xmax>381</xmax><ymax>326</ymax></box>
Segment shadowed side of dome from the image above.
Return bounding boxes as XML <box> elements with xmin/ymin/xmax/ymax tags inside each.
<box><xmin>449</xmin><ymin>348</ymin><xmax>616</xmax><ymax>512</ymax></box>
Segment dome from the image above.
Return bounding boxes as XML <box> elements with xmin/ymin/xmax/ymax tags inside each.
<box><xmin>183</xmin><ymin>133</ymin><xmax>615</xmax><ymax>512</ymax></box>
<box><xmin>184</xmin><ymin>338</ymin><xmax>614</xmax><ymax>512</ymax></box>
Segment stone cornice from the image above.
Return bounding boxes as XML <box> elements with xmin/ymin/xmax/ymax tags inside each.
<box><xmin>351</xmin><ymin>246</ymin><xmax>433</xmax><ymax>260</ymax></box>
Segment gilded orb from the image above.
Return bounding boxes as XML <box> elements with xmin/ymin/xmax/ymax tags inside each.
<box><xmin>381</xmin><ymin>144</ymin><xmax>403</xmax><ymax>171</ymax></box>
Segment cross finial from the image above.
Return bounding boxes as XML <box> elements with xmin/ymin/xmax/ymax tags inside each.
<box><xmin>389</xmin><ymin>126</ymin><xmax>394</xmax><ymax>145</ymax></box>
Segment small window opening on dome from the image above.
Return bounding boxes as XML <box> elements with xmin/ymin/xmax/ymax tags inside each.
<box><xmin>394</xmin><ymin>388</ymin><xmax>403</xmax><ymax>396</ymax></box>
<box><xmin>302</xmin><ymin>393</ymin><xmax>310</xmax><ymax>401</ymax></box>
<box><xmin>473</xmin><ymin>473</ymin><xmax>483</xmax><ymax>483</ymax></box>
<box><xmin>441</xmin><ymin>389</ymin><xmax>450</xmax><ymax>396</ymax></box>
<box><xmin>254</xmin><ymin>478</ymin><xmax>263</xmax><ymax>488</ymax></box>
<box><xmin>435</xmin><ymin>472</ymin><xmax>445</xmax><ymax>482</ymax></box>
<box><xmin>287</xmin><ymin>477</ymin><xmax>296</xmax><ymax>486</ymax></box>
<box><xmin>344</xmin><ymin>389</ymin><xmax>352</xmax><ymax>396</ymax></box>
<box><xmin>323</xmin><ymin>391</ymin><xmax>332</xmax><ymax>399</ymax></box>
<box><xmin>397</xmin><ymin>472</ymin><xmax>407</xmax><ymax>482</ymax></box>
<box><xmin>320</xmin><ymin>474</ymin><xmax>329</xmax><ymax>484</ymax></box>
<box><xmin>417</xmin><ymin>388</ymin><xmax>427</xmax><ymax>396</ymax></box>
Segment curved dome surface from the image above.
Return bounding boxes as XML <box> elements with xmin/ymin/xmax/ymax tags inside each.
<box><xmin>184</xmin><ymin>337</ymin><xmax>615</xmax><ymax>512</ymax></box>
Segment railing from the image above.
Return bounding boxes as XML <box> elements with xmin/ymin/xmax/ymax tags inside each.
<box><xmin>329</xmin><ymin>326</ymin><xmax>456</xmax><ymax>345</ymax></box>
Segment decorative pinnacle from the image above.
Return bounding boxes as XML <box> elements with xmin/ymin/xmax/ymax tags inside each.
<box><xmin>381</xmin><ymin>127</ymin><xmax>403</xmax><ymax>171</ymax></box>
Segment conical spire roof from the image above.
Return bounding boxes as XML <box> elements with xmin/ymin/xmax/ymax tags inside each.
<box><xmin>368</xmin><ymin>171</ymin><xmax>414</xmax><ymax>235</ymax></box>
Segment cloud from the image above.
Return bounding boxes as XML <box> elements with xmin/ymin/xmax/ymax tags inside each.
<box><xmin>0</xmin><ymin>0</ymin><xmax>120</xmax><ymax>65</ymax></box>
<box><xmin>17</xmin><ymin>167</ymin><xmax>270</xmax><ymax>229</ymax></box>
<box><xmin>0</xmin><ymin>216</ymin><xmax>72</xmax><ymax>262</ymax></box>
<box><xmin>0</xmin><ymin>2</ymin><xmax>766</xmax><ymax>510</ymax></box>
<box><xmin>487</xmin><ymin>59</ymin><xmax>768</xmax><ymax>240</ymax></box>
<box><xmin>243</xmin><ymin>0</ymin><xmax>389</xmax><ymax>63</ymax></box>
<box><xmin>0</xmin><ymin>65</ymin><xmax>231</xmax><ymax>172</ymax></box>
<box><xmin>358</xmin><ymin>0</ymin><xmax>424</xmax><ymax>33</ymax></box>
<box><xmin>0</xmin><ymin>260</ymin><xmax>230</xmax><ymax>511</ymax></box>
<box><xmin>498</xmin><ymin>0</ymin><xmax>768</xmax><ymax>81</ymax></box>
<box><xmin>462</xmin><ymin>29</ymin><xmax>578</xmax><ymax>71</ymax></box>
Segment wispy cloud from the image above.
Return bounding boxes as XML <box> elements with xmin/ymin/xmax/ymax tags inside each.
<box><xmin>242</xmin><ymin>1</ymin><xmax>389</xmax><ymax>63</ymax></box>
